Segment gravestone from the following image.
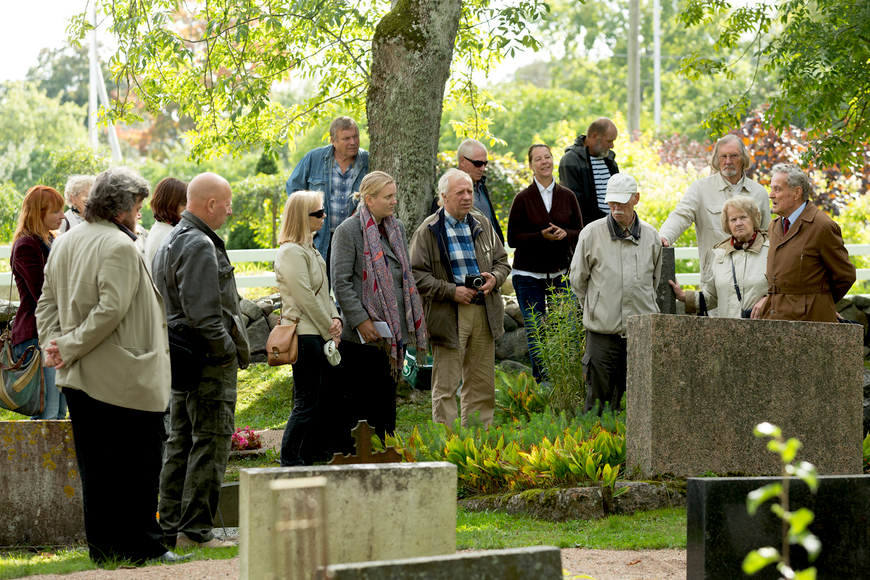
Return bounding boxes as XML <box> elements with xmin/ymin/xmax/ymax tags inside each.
<box><xmin>270</xmin><ymin>477</ymin><xmax>329</xmax><ymax>580</ymax></box>
<box><xmin>328</xmin><ymin>421</ymin><xmax>402</xmax><ymax>465</ymax></box>
<box><xmin>0</xmin><ymin>421</ymin><xmax>84</xmax><ymax>546</ymax></box>
<box><xmin>239</xmin><ymin>462</ymin><xmax>456</xmax><ymax>580</ymax></box>
<box><xmin>326</xmin><ymin>546</ymin><xmax>563</xmax><ymax>580</ymax></box>
<box><xmin>626</xmin><ymin>314</ymin><xmax>863</xmax><ymax>478</ymax></box>
<box><xmin>688</xmin><ymin>475</ymin><xmax>870</xmax><ymax>579</ymax></box>
<box><xmin>656</xmin><ymin>246</ymin><xmax>677</xmax><ymax>314</ymax></box>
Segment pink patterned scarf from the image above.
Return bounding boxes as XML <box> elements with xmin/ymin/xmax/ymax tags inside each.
<box><xmin>358</xmin><ymin>203</ymin><xmax>428</xmax><ymax>376</ymax></box>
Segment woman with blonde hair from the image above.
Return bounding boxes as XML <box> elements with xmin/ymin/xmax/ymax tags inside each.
<box><xmin>275</xmin><ymin>190</ymin><xmax>342</xmax><ymax>466</ymax></box>
<box><xmin>11</xmin><ymin>185</ymin><xmax>67</xmax><ymax>419</ymax></box>
<box><xmin>669</xmin><ymin>195</ymin><xmax>769</xmax><ymax>318</ymax></box>
<box><xmin>331</xmin><ymin>171</ymin><xmax>427</xmax><ymax>445</ymax></box>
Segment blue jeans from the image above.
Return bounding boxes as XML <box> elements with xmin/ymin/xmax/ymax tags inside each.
<box><xmin>13</xmin><ymin>338</ymin><xmax>66</xmax><ymax>420</ymax></box>
<box><xmin>512</xmin><ymin>274</ymin><xmax>570</xmax><ymax>381</ymax></box>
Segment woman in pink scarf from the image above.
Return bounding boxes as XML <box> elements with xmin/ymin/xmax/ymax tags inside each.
<box><xmin>331</xmin><ymin>171</ymin><xmax>428</xmax><ymax>445</ymax></box>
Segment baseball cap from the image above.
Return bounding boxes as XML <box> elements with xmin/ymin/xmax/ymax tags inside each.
<box><xmin>604</xmin><ymin>174</ymin><xmax>638</xmax><ymax>204</ymax></box>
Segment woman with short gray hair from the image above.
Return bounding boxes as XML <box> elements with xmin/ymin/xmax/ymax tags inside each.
<box><xmin>58</xmin><ymin>175</ymin><xmax>95</xmax><ymax>234</ymax></box>
<box><xmin>669</xmin><ymin>195</ymin><xmax>769</xmax><ymax>318</ymax></box>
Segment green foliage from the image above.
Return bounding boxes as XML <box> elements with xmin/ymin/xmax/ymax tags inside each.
<box><xmin>494</xmin><ymin>370</ymin><xmax>549</xmax><ymax>422</ymax></box>
<box><xmin>0</xmin><ymin>82</ymin><xmax>87</xmax><ymax>190</ymax></box>
<box><xmin>679</xmin><ymin>0</ymin><xmax>870</xmax><ymax>170</ymax></box>
<box><xmin>742</xmin><ymin>422</ymin><xmax>820</xmax><ymax>579</ymax></box>
<box><xmin>457</xmin><ymin>506</ymin><xmax>687</xmax><ymax>550</ymax></box>
<box><xmin>0</xmin><ymin>184</ymin><xmax>23</xmax><ymax>245</ymax></box>
<box><xmin>385</xmin><ymin>409</ymin><xmax>625</xmax><ymax>496</ymax></box>
<box><xmin>255</xmin><ymin>151</ymin><xmax>279</xmax><ymax>176</ymax></box>
<box><xmin>226</xmin><ymin>173</ymin><xmax>289</xmax><ymax>248</ymax></box>
<box><xmin>526</xmin><ymin>284</ymin><xmax>587</xmax><ymax>413</ymax></box>
<box><xmin>38</xmin><ymin>144</ymin><xmax>111</xmax><ymax>194</ymax></box>
<box><xmin>25</xmin><ymin>42</ymin><xmax>117</xmax><ymax>110</ymax></box>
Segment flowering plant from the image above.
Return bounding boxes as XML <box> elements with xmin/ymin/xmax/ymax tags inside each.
<box><xmin>231</xmin><ymin>426</ymin><xmax>262</xmax><ymax>451</ymax></box>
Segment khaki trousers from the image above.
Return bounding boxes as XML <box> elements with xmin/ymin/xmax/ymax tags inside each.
<box><xmin>432</xmin><ymin>304</ymin><xmax>495</xmax><ymax>427</ymax></box>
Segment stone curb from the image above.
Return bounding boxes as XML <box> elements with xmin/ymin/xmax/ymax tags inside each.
<box><xmin>459</xmin><ymin>481</ymin><xmax>686</xmax><ymax>521</ymax></box>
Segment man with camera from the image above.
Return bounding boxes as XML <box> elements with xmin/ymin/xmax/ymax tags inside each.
<box><xmin>410</xmin><ymin>168</ymin><xmax>511</xmax><ymax>427</ymax></box>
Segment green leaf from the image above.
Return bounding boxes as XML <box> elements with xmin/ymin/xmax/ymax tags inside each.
<box><xmin>747</xmin><ymin>483</ymin><xmax>781</xmax><ymax>516</ymax></box>
<box><xmin>788</xmin><ymin>508</ymin><xmax>814</xmax><ymax>535</ymax></box>
<box><xmin>742</xmin><ymin>547</ymin><xmax>780</xmax><ymax>574</ymax></box>
<box><xmin>754</xmin><ymin>422</ymin><xmax>782</xmax><ymax>438</ymax></box>
<box><xmin>793</xmin><ymin>567</ymin><xmax>817</xmax><ymax>580</ymax></box>
<box><xmin>796</xmin><ymin>532</ymin><xmax>822</xmax><ymax>562</ymax></box>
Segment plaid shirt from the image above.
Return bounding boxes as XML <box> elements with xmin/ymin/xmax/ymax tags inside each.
<box><xmin>330</xmin><ymin>160</ymin><xmax>356</xmax><ymax>232</ymax></box>
<box><xmin>444</xmin><ymin>212</ymin><xmax>481</xmax><ymax>284</ymax></box>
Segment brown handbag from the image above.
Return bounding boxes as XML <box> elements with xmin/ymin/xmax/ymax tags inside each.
<box><xmin>267</xmin><ymin>253</ymin><xmax>326</xmax><ymax>366</ymax></box>
<box><xmin>266</xmin><ymin>315</ymin><xmax>300</xmax><ymax>366</ymax></box>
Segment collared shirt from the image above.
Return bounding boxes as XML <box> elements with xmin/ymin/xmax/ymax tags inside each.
<box><xmin>535</xmin><ymin>178</ymin><xmax>555</xmax><ymax>212</ymax></box>
<box><xmin>607</xmin><ymin>213</ymin><xmax>641</xmax><ymax>243</ymax></box>
<box><xmin>784</xmin><ymin>202</ymin><xmax>807</xmax><ymax>229</ymax></box>
<box><xmin>444</xmin><ymin>211</ymin><xmax>481</xmax><ymax>284</ymax></box>
<box><xmin>729</xmin><ymin>174</ymin><xmax>745</xmax><ymax>196</ymax></box>
<box><xmin>472</xmin><ymin>176</ymin><xmax>496</xmax><ymax>224</ymax></box>
<box><xmin>330</xmin><ymin>158</ymin><xmax>356</xmax><ymax>232</ymax></box>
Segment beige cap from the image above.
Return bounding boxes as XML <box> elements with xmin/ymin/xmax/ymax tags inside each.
<box><xmin>604</xmin><ymin>174</ymin><xmax>638</xmax><ymax>204</ymax></box>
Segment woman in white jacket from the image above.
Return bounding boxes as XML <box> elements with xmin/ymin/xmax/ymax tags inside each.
<box><xmin>669</xmin><ymin>195</ymin><xmax>769</xmax><ymax>318</ymax></box>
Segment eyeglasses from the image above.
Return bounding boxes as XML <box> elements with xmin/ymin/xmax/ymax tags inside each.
<box><xmin>309</xmin><ymin>208</ymin><xmax>326</xmax><ymax>218</ymax></box>
<box><xmin>718</xmin><ymin>153</ymin><xmax>741</xmax><ymax>161</ymax></box>
<box><xmin>463</xmin><ymin>156</ymin><xmax>488</xmax><ymax>168</ymax></box>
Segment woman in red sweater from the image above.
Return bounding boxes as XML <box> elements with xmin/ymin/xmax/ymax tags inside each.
<box><xmin>507</xmin><ymin>144</ymin><xmax>584</xmax><ymax>382</ymax></box>
<box><xmin>11</xmin><ymin>185</ymin><xmax>66</xmax><ymax>419</ymax></box>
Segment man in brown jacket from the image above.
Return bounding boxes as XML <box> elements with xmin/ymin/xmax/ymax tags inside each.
<box><xmin>753</xmin><ymin>163</ymin><xmax>856</xmax><ymax>322</ymax></box>
<box><xmin>410</xmin><ymin>169</ymin><xmax>511</xmax><ymax>427</ymax></box>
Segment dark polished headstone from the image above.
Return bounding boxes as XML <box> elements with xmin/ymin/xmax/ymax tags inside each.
<box><xmin>656</xmin><ymin>246</ymin><xmax>677</xmax><ymax>314</ymax></box>
<box><xmin>688</xmin><ymin>476</ymin><xmax>870</xmax><ymax>580</ymax></box>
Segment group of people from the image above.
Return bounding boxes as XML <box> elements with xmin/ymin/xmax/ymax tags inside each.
<box><xmin>6</xmin><ymin>111</ymin><xmax>858</xmax><ymax>566</ymax></box>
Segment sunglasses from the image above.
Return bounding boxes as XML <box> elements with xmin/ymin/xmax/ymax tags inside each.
<box><xmin>309</xmin><ymin>208</ymin><xmax>326</xmax><ymax>218</ymax></box>
<box><xmin>463</xmin><ymin>156</ymin><xmax>488</xmax><ymax>168</ymax></box>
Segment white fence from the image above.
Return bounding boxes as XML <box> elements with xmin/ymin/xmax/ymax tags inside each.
<box><xmin>1</xmin><ymin>244</ymin><xmax>869</xmax><ymax>290</ymax></box>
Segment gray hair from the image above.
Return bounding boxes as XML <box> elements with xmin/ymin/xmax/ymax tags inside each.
<box><xmin>771</xmin><ymin>163</ymin><xmax>813</xmax><ymax>201</ymax></box>
<box><xmin>437</xmin><ymin>168</ymin><xmax>472</xmax><ymax>205</ymax></box>
<box><xmin>720</xmin><ymin>195</ymin><xmax>762</xmax><ymax>233</ymax></box>
<box><xmin>710</xmin><ymin>134</ymin><xmax>751</xmax><ymax>172</ymax></box>
<box><xmin>64</xmin><ymin>175</ymin><xmax>95</xmax><ymax>205</ymax></box>
<box><xmin>329</xmin><ymin>116</ymin><xmax>358</xmax><ymax>141</ymax></box>
<box><xmin>457</xmin><ymin>138</ymin><xmax>486</xmax><ymax>162</ymax></box>
<box><xmin>84</xmin><ymin>167</ymin><xmax>150</xmax><ymax>222</ymax></box>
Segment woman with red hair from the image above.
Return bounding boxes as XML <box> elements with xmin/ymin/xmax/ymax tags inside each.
<box><xmin>11</xmin><ymin>185</ymin><xmax>66</xmax><ymax>420</ymax></box>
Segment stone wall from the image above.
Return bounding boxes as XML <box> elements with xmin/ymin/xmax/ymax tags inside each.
<box><xmin>836</xmin><ymin>295</ymin><xmax>870</xmax><ymax>358</ymax></box>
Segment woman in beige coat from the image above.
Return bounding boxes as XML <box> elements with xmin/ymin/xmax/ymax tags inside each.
<box><xmin>669</xmin><ymin>196</ymin><xmax>769</xmax><ymax>318</ymax></box>
<box><xmin>275</xmin><ymin>191</ymin><xmax>342</xmax><ymax>466</ymax></box>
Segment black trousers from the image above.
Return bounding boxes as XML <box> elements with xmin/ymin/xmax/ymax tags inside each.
<box><xmin>65</xmin><ymin>388</ymin><xmax>167</xmax><ymax>564</ymax></box>
<box><xmin>281</xmin><ymin>335</ymin><xmax>327</xmax><ymax>466</ymax></box>
<box><xmin>582</xmin><ymin>330</ymin><xmax>627</xmax><ymax>415</ymax></box>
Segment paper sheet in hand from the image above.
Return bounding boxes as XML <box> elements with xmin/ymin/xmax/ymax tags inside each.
<box><xmin>358</xmin><ymin>321</ymin><xmax>393</xmax><ymax>343</ymax></box>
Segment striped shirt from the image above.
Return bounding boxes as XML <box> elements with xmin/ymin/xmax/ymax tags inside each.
<box><xmin>330</xmin><ymin>160</ymin><xmax>356</xmax><ymax>232</ymax></box>
<box><xmin>444</xmin><ymin>212</ymin><xmax>481</xmax><ymax>284</ymax></box>
<box><xmin>590</xmin><ymin>156</ymin><xmax>611</xmax><ymax>214</ymax></box>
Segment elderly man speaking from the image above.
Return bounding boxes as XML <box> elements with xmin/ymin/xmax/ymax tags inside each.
<box><xmin>411</xmin><ymin>168</ymin><xmax>511</xmax><ymax>428</ymax></box>
<box><xmin>570</xmin><ymin>173</ymin><xmax>661</xmax><ymax>414</ymax></box>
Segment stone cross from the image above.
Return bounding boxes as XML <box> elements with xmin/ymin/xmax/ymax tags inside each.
<box><xmin>328</xmin><ymin>421</ymin><xmax>402</xmax><ymax>465</ymax></box>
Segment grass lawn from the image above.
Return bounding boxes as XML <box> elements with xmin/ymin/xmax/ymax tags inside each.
<box><xmin>457</xmin><ymin>506</ymin><xmax>687</xmax><ymax>551</ymax></box>
<box><xmin>0</xmin><ymin>545</ymin><xmax>238</xmax><ymax>580</ymax></box>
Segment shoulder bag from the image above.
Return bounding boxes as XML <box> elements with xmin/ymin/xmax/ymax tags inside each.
<box><xmin>0</xmin><ymin>248</ymin><xmax>45</xmax><ymax>416</ymax></box>
<box><xmin>267</xmin><ymin>249</ymin><xmax>325</xmax><ymax>367</ymax></box>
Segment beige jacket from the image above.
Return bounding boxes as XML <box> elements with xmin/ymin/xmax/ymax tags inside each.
<box><xmin>36</xmin><ymin>219</ymin><xmax>171</xmax><ymax>412</ymax></box>
<box><xmin>659</xmin><ymin>172</ymin><xmax>770</xmax><ymax>282</ymax></box>
<box><xmin>275</xmin><ymin>241</ymin><xmax>339</xmax><ymax>340</ymax></box>
<box><xmin>685</xmin><ymin>233</ymin><xmax>769</xmax><ymax>318</ymax></box>
<box><xmin>570</xmin><ymin>215</ymin><xmax>662</xmax><ymax>336</ymax></box>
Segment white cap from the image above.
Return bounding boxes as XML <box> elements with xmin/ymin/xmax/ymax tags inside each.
<box><xmin>604</xmin><ymin>174</ymin><xmax>638</xmax><ymax>204</ymax></box>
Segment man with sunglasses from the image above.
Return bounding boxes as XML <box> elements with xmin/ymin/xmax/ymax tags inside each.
<box><xmin>558</xmin><ymin>117</ymin><xmax>619</xmax><ymax>227</ymax></box>
<box><xmin>659</xmin><ymin>134</ymin><xmax>770</xmax><ymax>295</ymax></box>
<box><xmin>453</xmin><ymin>138</ymin><xmax>505</xmax><ymax>245</ymax></box>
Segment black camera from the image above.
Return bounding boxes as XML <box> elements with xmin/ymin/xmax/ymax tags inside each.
<box><xmin>464</xmin><ymin>274</ymin><xmax>485</xmax><ymax>289</ymax></box>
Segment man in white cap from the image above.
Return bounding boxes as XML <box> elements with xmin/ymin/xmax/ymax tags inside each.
<box><xmin>569</xmin><ymin>173</ymin><xmax>662</xmax><ymax>414</ymax></box>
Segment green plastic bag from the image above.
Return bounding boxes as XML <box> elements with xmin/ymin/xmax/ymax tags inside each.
<box><xmin>402</xmin><ymin>346</ymin><xmax>433</xmax><ymax>391</ymax></box>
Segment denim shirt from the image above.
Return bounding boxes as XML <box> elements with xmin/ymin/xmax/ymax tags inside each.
<box><xmin>285</xmin><ymin>144</ymin><xmax>370</xmax><ymax>256</ymax></box>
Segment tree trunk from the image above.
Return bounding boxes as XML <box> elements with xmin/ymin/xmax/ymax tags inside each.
<box><xmin>367</xmin><ymin>0</ymin><xmax>461</xmax><ymax>235</ymax></box>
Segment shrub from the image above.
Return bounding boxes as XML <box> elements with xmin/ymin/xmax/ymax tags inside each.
<box><xmin>494</xmin><ymin>370</ymin><xmax>549</xmax><ymax>423</ymax></box>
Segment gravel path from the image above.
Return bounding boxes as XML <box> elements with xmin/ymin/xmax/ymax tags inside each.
<box><xmin>25</xmin><ymin>548</ymin><xmax>686</xmax><ymax>579</ymax></box>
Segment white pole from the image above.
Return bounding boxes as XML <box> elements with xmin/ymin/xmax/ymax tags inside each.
<box><xmin>88</xmin><ymin>4</ymin><xmax>98</xmax><ymax>150</ymax></box>
<box><xmin>654</xmin><ymin>0</ymin><xmax>661</xmax><ymax>128</ymax></box>
<box><xmin>628</xmin><ymin>0</ymin><xmax>641</xmax><ymax>135</ymax></box>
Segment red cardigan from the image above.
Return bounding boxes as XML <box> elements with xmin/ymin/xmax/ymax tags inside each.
<box><xmin>11</xmin><ymin>235</ymin><xmax>51</xmax><ymax>346</ymax></box>
<box><xmin>507</xmin><ymin>181</ymin><xmax>584</xmax><ymax>274</ymax></box>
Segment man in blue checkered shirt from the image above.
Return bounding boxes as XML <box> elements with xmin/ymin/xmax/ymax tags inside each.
<box><xmin>410</xmin><ymin>169</ymin><xmax>511</xmax><ymax>428</ymax></box>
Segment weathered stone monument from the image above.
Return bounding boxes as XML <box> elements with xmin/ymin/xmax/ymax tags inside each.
<box><xmin>626</xmin><ymin>314</ymin><xmax>863</xmax><ymax>478</ymax></box>
<box><xmin>0</xmin><ymin>421</ymin><xmax>83</xmax><ymax>546</ymax></box>
<box><xmin>239</xmin><ymin>462</ymin><xmax>457</xmax><ymax>580</ymax></box>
